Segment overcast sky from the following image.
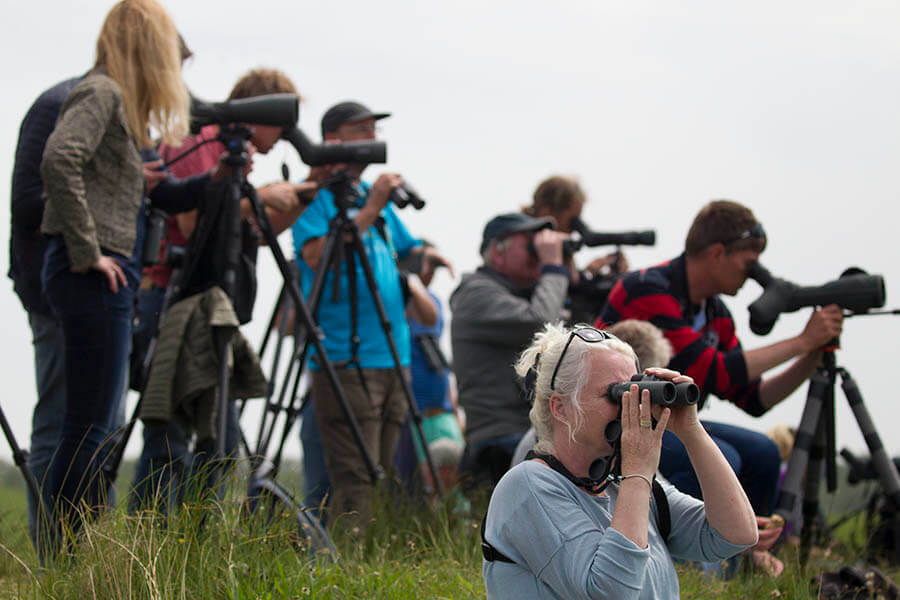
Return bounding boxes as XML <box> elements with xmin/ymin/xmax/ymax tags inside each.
<box><xmin>2</xmin><ymin>0</ymin><xmax>899</xmax><ymax>469</ymax></box>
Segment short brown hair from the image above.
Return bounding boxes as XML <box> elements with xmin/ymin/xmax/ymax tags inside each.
<box><xmin>228</xmin><ymin>68</ymin><xmax>299</xmax><ymax>101</ymax></box>
<box><xmin>685</xmin><ymin>199</ymin><xmax>766</xmax><ymax>256</ymax></box>
<box><xmin>524</xmin><ymin>176</ymin><xmax>585</xmax><ymax>218</ymax></box>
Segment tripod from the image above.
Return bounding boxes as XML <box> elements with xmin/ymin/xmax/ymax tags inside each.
<box><xmin>774</xmin><ymin>340</ymin><xmax>900</xmax><ymax>566</ymax></box>
<box><xmin>272</xmin><ymin>170</ymin><xmax>444</xmax><ymax>499</ymax></box>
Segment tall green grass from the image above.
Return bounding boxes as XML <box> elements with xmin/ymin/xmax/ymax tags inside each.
<box><xmin>0</xmin><ymin>460</ymin><xmax>897</xmax><ymax>599</ymax></box>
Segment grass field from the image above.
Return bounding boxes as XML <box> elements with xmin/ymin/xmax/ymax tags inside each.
<box><xmin>0</xmin><ymin>459</ymin><xmax>897</xmax><ymax>599</ymax></box>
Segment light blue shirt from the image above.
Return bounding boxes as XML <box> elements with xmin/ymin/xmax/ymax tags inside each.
<box><xmin>291</xmin><ymin>182</ymin><xmax>419</xmax><ymax>369</ymax></box>
<box><xmin>483</xmin><ymin>460</ymin><xmax>750</xmax><ymax>600</ymax></box>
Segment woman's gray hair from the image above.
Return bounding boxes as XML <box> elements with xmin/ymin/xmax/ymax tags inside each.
<box><xmin>514</xmin><ymin>322</ymin><xmax>637</xmax><ymax>454</ymax></box>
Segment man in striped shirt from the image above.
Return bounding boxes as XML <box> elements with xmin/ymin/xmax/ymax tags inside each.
<box><xmin>596</xmin><ymin>200</ymin><xmax>842</xmax><ymax>516</ymax></box>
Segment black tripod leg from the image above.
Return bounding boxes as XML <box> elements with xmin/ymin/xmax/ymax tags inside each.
<box><xmin>253</xmin><ymin>294</ymin><xmax>292</xmax><ymax>454</ymax></box>
<box><xmin>258</xmin><ymin>281</ymin><xmax>287</xmax><ymax>360</ymax></box>
<box><xmin>244</xmin><ymin>183</ymin><xmax>382</xmax><ymax>484</ymax></box>
<box><xmin>825</xmin><ymin>373</ymin><xmax>837</xmax><ymax>492</ymax></box>
<box><xmin>0</xmin><ymin>405</ymin><xmax>46</xmax><ymax>535</ymax></box>
<box><xmin>776</xmin><ymin>369</ymin><xmax>829</xmax><ymax>520</ymax></box>
<box><xmin>801</xmin><ymin>409</ymin><xmax>827</xmax><ymax>566</ymax></box>
<box><xmin>840</xmin><ymin>369</ymin><xmax>900</xmax><ymax>509</ymax></box>
<box><xmin>347</xmin><ymin>230</ymin><xmax>444</xmax><ymax>497</ymax></box>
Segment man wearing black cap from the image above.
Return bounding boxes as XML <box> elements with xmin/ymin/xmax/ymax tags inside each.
<box><xmin>450</xmin><ymin>212</ymin><xmax>570</xmax><ymax>486</ymax></box>
<box><xmin>291</xmin><ymin>100</ymin><xmax>450</xmax><ymax>529</ymax></box>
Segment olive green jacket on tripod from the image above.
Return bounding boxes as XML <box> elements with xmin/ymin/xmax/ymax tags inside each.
<box><xmin>141</xmin><ymin>286</ymin><xmax>268</xmax><ymax>442</ymax></box>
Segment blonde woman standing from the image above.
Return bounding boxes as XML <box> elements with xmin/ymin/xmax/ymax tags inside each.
<box><xmin>40</xmin><ymin>0</ymin><xmax>189</xmax><ymax>538</ymax></box>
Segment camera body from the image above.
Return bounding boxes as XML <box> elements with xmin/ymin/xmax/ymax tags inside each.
<box><xmin>608</xmin><ymin>374</ymin><xmax>699</xmax><ymax>407</ymax></box>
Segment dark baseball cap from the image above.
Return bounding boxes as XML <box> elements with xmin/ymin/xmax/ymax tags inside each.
<box><xmin>321</xmin><ymin>101</ymin><xmax>391</xmax><ymax>137</ymax></box>
<box><xmin>480</xmin><ymin>213</ymin><xmax>555</xmax><ymax>254</ymax></box>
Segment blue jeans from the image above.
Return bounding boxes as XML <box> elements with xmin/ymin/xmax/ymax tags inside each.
<box><xmin>44</xmin><ymin>268</ymin><xmax>133</xmax><ymax>535</ymax></box>
<box><xmin>130</xmin><ymin>401</ymin><xmax>241</xmax><ymax>513</ymax></box>
<box><xmin>26</xmin><ymin>311</ymin><xmax>66</xmax><ymax>548</ymax></box>
<box><xmin>299</xmin><ymin>399</ymin><xmax>330</xmax><ymax>519</ymax></box>
<box><xmin>659</xmin><ymin>420</ymin><xmax>781</xmax><ymax>515</ymax></box>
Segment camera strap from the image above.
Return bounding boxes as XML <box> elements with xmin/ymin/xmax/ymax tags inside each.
<box><xmin>482</xmin><ymin>450</ymin><xmax>670</xmax><ymax>564</ymax></box>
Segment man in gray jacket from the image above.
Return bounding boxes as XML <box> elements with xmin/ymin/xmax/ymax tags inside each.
<box><xmin>450</xmin><ymin>213</ymin><xmax>569</xmax><ymax>486</ymax></box>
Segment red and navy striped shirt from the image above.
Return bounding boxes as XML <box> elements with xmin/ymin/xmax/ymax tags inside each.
<box><xmin>595</xmin><ymin>253</ymin><xmax>764</xmax><ymax>416</ymax></box>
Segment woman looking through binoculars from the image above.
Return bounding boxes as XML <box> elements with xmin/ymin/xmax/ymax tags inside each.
<box><xmin>482</xmin><ymin>323</ymin><xmax>758</xmax><ymax>599</ymax></box>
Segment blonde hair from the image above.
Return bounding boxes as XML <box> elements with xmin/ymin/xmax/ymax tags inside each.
<box><xmin>607</xmin><ymin>320</ymin><xmax>673</xmax><ymax>370</ymax></box>
<box><xmin>514</xmin><ymin>322</ymin><xmax>637</xmax><ymax>454</ymax></box>
<box><xmin>95</xmin><ymin>0</ymin><xmax>189</xmax><ymax>148</ymax></box>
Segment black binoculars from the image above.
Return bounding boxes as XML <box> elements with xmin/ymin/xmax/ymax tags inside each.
<box><xmin>608</xmin><ymin>374</ymin><xmax>699</xmax><ymax>407</ymax></box>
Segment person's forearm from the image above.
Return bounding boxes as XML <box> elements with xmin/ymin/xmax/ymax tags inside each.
<box><xmin>407</xmin><ymin>281</ymin><xmax>439</xmax><ymax>326</ymax></box>
<box><xmin>150</xmin><ymin>174</ymin><xmax>208</xmax><ymax>214</ymax></box>
<box><xmin>758</xmin><ymin>351</ymin><xmax>820</xmax><ymax>410</ymax></box>
<box><xmin>743</xmin><ymin>336</ymin><xmax>812</xmax><ymax>381</ymax></box>
<box><xmin>301</xmin><ymin>237</ymin><xmax>326</xmax><ymax>271</ymax></box>
<box><xmin>610</xmin><ymin>478</ymin><xmax>651</xmax><ymax>549</ymax></box>
<box><xmin>263</xmin><ymin>204</ymin><xmax>305</xmax><ymax>238</ymax></box>
<box><xmin>680</xmin><ymin>426</ymin><xmax>758</xmax><ymax>545</ymax></box>
<box><xmin>353</xmin><ymin>204</ymin><xmax>380</xmax><ymax>233</ymax></box>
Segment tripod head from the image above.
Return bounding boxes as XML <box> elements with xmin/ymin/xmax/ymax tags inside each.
<box><xmin>321</xmin><ymin>170</ymin><xmax>361</xmax><ymax>213</ymax></box>
<box><xmin>217</xmin><ymin>124</ymin><xmax>255</xmax><ymax>171</ymax></box>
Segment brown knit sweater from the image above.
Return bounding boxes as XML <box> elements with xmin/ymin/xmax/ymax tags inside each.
<box><xmin>40</xmin><ymin>70</ymin><xmax>143</xmax><ymax>271</ymax></box>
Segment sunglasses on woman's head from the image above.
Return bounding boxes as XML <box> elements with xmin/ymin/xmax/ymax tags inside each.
<box><xmin>550</xmin><ymin>326</ymin><xmax>615</xmax><ymax>391</ymax></box>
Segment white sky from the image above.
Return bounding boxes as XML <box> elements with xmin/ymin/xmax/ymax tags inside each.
<box><xmin>1</xmin><ymin>0</ymin><xmax>899</xmax><ymax>467</ymax></box>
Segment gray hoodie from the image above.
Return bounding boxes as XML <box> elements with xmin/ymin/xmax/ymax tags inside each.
<box><xmin>450</xmin><ymin>266</ymin><xmax>568</xmax><ymax>447</ymax></box>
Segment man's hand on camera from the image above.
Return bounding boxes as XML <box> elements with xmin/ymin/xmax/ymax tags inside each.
<box><xmin>143</xmin><ymin>159</ymin><xmax>168</xmax><ymax>193</ymax></box>
<box><xmin>533</xmin><ymin>229</ymin><xmax>567</xmax><ymax>267</ymax></box>
<box><xmin>368</xmin><ymin>173</ymin><xmax>403</xmax><ymax>213</ymax></box>
<box><xmin>584</xmin><ymin>251</ymin><xmax>629</xmax><ymax>276</ymax></box>
<box><xmin>259</xmin><ymin>181</ymin><xmax>302</xmax><ymax>213</ymax></box>
<box><xmin>800</xmin><ymin>304</ymin><xmax>844</xmax><ymax>351</ymax></box>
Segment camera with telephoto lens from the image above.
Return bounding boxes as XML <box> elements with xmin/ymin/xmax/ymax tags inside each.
<box><xmin>747</xmin><ymin>262</ymin><xmax>886</xmax><ymax>335</ymax></box>
<box><xmin>563</xmin><ymin>215</ymin><xmax>656</xmax><ymax>255</ymax></box>
<box><xmin>608</xmin><ymin>374</ymin><xmax>699</xmax><ymax>407</ymax></box>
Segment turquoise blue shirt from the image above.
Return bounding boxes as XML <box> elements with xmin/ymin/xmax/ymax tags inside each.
<box><xmin>483</xmin><ymin>461</ymin><xmax>750</xmax><ymax>599</ymax></box>
<box><xmin>291</xmin><ymin>182</ymin><xmax>419</xmax><ymax>369</ymax></box>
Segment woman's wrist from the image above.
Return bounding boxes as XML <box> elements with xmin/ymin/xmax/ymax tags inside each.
<box><xmin>675</xmin><ymin>421</ymin><xmax>709</xmax><ymax>448</ymax></box>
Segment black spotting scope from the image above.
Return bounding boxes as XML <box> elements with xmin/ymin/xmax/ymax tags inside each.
<box><xmin>608</xmin><ymin>374</ymin><xmax>699</xmax><ymax>407</ymax></box>
<box><xmin>747</xmin><ymin>262</ymin><xmax>886</xmax><ymax>335</ymax></box>
<box><xmin>190</xmin><ymin>93</ymin><xmax>299</xmax><ymax>133</ymax></box>
<box><xmin>282</xmin><ymin>127</ymin><xmax>387</xmax><ymax>167</ymax></box>
<box><xmin>568</xmin><ymin>216</ymin><xmax>656</xmax><ymax>252</ymax></box>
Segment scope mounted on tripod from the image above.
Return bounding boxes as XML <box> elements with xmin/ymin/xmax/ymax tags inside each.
<box><xmin>747</xmin><ymin>262</ymin><xmax>886</xmax><ymax>335</ymax></box>
<box><xmin>190</xmin><ymin>93</ymin><xmax>299</xmax><ymax>133</ymax></box>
